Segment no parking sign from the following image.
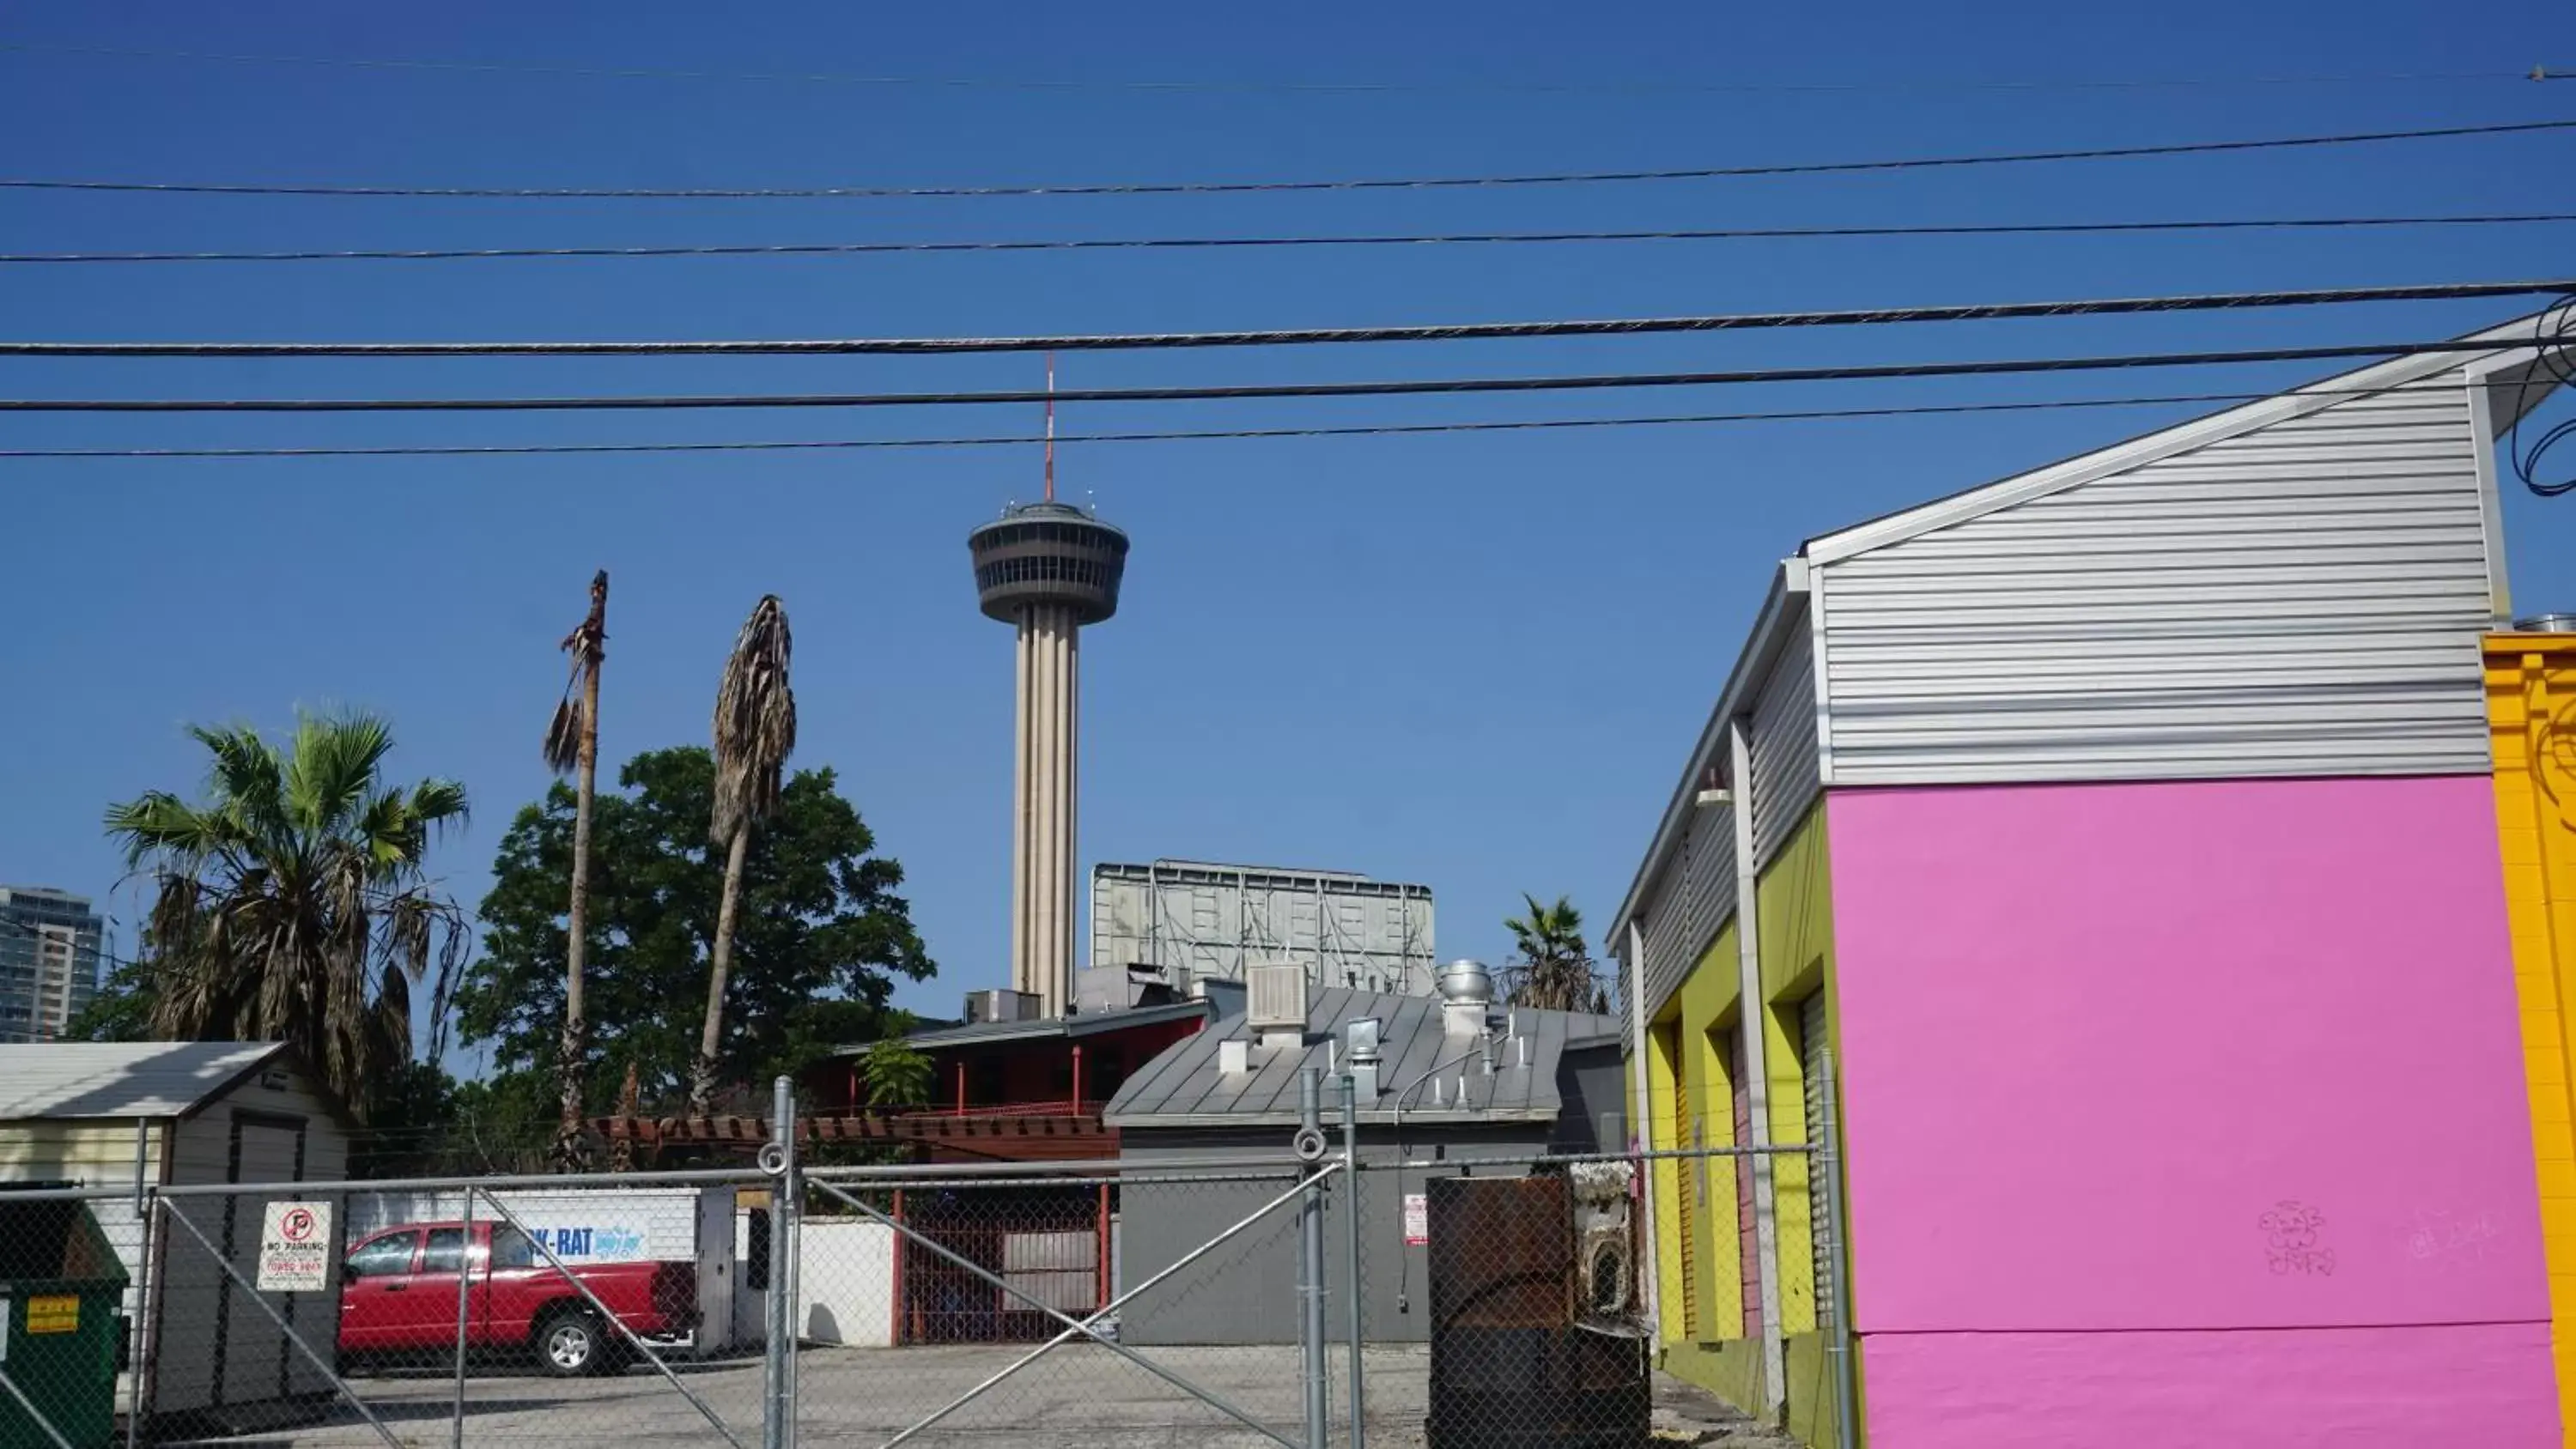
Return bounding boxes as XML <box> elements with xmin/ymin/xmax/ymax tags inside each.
<box><xmin>257</xmin><ymin>1202</ymin><xmax>333</xmax><ymax>1292</ymax></box>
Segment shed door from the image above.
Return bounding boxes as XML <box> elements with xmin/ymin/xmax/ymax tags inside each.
<box><xmin>1796</xmin><ymin>992</ymin><xmax>1834</xmax><ymax>1329</ymax></box>
<box><xmin>217</xmin><ymin>1113</ymin><xmax>309</xmax><ymax>1409</ymax></box>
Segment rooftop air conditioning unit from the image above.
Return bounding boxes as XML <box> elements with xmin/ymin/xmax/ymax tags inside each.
<box><xmin>1246</xmin><ymin>961</ymin><xmax>1307</xmax><ymax>1048</ymax></box>
<box><xmin>965</xmin><ymin>989</ymin><xmax>1042</xmax><ymax>1025</ymax></box>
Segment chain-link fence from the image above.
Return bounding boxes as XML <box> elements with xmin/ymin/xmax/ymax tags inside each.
<box><xmin>0</xmin><ymin>1076</ymin><xmax>1847</xmax><ymax>1449</ymax></box>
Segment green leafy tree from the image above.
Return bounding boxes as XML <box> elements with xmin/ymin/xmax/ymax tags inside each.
<box><xmin>99</xmin><ymin>713</ymin><xmax>471</xmax><ymax>1122</ymax></box>
<box><xmin>65</xmin><ymin>953</ymin><xmax>155</xmax><ymax>1043</ymax></box>
<box><xmin>457</xmin><ymin>746</ymin><xmax>933</xmax><ymax>1119</ymax></box>
<box><xmin>1503</xmin><ymin>892</ymin><xmax>1602</xmax><ymax>1014</ymax></box>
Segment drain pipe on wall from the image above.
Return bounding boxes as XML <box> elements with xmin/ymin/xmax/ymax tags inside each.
<box><xmin>1728</xmin><ymin>716</ymin><xmax>1789</xmax><ymax>1418</ymax></box>
<box><xmin>1625</xmin><ymin>919</ymin><xmax>1660</xmax><ymax>1349</ymax></box>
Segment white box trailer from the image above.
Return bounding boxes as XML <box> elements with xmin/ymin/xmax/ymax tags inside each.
<box><xmin>346</xmin><ymin>1185</ymin><xmax>744</xmax><ymax>1355</ymax></box>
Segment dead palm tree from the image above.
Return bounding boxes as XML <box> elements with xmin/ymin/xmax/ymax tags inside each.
<box><xmin>104</xmin><ymin>713</ymin><xmax>469</xmax><ymax>1121</ymax></box>
<box><xmin>692</xmin><ymin>595</ymin><xmax>797</xmax><ymax>1116</ymax></box>
<box><xmin>545</xmin><ymin>570</ymin><xmax>608</xmax><ymax>1171</ymax></box>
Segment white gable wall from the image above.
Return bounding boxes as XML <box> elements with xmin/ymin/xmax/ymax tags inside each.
<box><xmin>1814</xmin><ymin>377</ymin><xmax>2500</xmax><ymax>785</ymax></box>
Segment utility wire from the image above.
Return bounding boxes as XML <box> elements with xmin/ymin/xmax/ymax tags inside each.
<box><xmin>6</xmin><ymin>118</ymin><xmax>2569</xmax><ymax>201</ymax></box>
<box><xmin>0</xmin><ymin>41</ymin><xmax>2557</xmax><ymax>94</ymax></box>
<box><xmin>0</xmin><ymin>385</ymin><xmax>2487</xmax><ymax>460</ymax></box>
<box><xmin>1</xmin><ymin>338</ymin><xmax>2555</xmax><ymax>414</ymax></box>
<box><xmin>9</xmin><ymin>280</ymin><xmax>2567</xmax><ymax>359</ymax></box>
<box><xmin>11</xmin><ymin>214</ymin><xmax>2574</xmax><ymax>266</ymax></box>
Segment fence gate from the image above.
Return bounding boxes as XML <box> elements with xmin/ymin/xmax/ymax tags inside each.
<box><xmin>795</xmin><ymin>1160</ymin><xmax>1339</xmax><ymax>1449</ymax></box>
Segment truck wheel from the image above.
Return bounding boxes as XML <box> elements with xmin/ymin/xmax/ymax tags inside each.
<box><xmin>535</xmin><ymin>1309</ymin><xmax>606</xmax><ymax>1377</ymax></box>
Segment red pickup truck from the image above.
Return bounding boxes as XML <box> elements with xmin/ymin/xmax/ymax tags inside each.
<box><xmin>339</xmin><ymin>1220</ymin><xmax>698</xmax><ymax>1376</ymax></box>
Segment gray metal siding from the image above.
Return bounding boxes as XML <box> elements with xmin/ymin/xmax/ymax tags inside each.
<box><xmin>1637</xmin><ymin>859</ymin><xmax>1691</xmax><ymax>1020</ymax></box>
<box><xmin>1817</xmin><ymin>383</ymin><xmax>2494</xmax><ymax>784</ymax></box>
<box><xmin>1679</xmin><ymin>800</ymin><xmax>1737</xmax><ymax>970</ymax></box>
<box><xmin>1748</xmin><ymin>630</ymin><xmax>1822</xmax><ymax>867</ymax></box>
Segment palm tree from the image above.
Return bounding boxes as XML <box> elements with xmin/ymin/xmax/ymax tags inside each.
<box><xmin>1504</xmin><ymin>893</ymin><xmax>1596</xmax><ymax>1013</ymax></box>
<box><xmin>693</xmin><ymin>595</ymin><xmax>798</xmax><ymax>1116</ymax></box>
<box><xmin>103</xmin><ymin>713</ymin><xmax>468</xmax><ymax>1121</ymax></box>
<box><xmin>859</xmin><ymin>1036</ymin><xmax>933</xmax><ymax>1110</ymax></box>
<box><xmin>545</xmin><ymin>570</ymin><xmax>609</xmax><ymax>1170</ymax></box>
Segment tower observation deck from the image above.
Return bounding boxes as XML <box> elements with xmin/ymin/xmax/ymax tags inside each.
<box><xmin>969</xmin><ymin>501</ymin><xmax>1131</xmax><ymax>1016</ymax></box>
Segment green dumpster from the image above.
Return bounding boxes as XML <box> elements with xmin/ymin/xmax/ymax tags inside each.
<box><xmin>0</xmin><ymin>1187</ymin><xmax>132</xmax><ymax>1449</ymax></box>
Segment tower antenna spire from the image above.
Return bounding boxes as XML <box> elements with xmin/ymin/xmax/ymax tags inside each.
<box><xmin>1043</xmin><ymin>352</ymin><xmax>1056</xmax><ymax>503</ymax></box>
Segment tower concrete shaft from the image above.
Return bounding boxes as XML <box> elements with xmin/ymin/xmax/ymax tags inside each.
<box><xmin>969</xmin><ymin>499</ymin><xmax>1129</xmax><ymax>1020</ymax></box>
<box><xmin>1010</xmin><ymin>603</ymin><xmax>1080</xmax><ymax>1016</ymax></box>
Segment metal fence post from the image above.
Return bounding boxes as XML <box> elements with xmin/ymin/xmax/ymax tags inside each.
<box><xmin>782</xmin><ymin>1081</ymin><xmax>802</xmax><ymax>1448</ymax></box>
<box><xmin>1340</xmin><ymin>1074</ymin><xmax>1364</xmax><ymax>1449</ymax></box>
<box><xmin>1820</xmin><ymin>1049</ymin><xmax>1857</xmax><ymax>1449</ymax></box>
<box><xmin>452</xmin><ymin>1185</ymin><xmax>475</xmax><ymax>1449</ymax></box>
<box><xmin>124</xmin><ymin>1179</ymin><xmax>155</xmax><ymax>1449</ymax></box>
<box><xmin>763</xmin><ymin>1076</ymin><xmax>792</xmax><ymax>1449</ymax></box>
<box><xmin>1298</xmin><ymin>1068</ymin><xmax>1328</xmax><ymax>1449</ymax></box>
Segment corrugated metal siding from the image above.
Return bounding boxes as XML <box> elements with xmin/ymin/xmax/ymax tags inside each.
<box><xmin>1637</xmin><ymin>861</ymin><xmax>1688</xmax><ymax>1020</ymax></box>
<box><xmin>1817</xmin><ymin>384</ymin><xmax>2494</xmax><ymax>784</ymax></box>
<box><xmin>1749</xmin><ymin>631</ymin><xmax>1822</xmax><ymax>868</ymax></box>
<box><xmin>1682</xmin><ymin>802</ymin><xmax>1737</xmax><ymax>962</ymax></box>
<box><xmin>1640</xmin><ymin>798</ymin><xmax>1741</xmax><ymax>1022</ymax></box>
<box><xmin>1090</xmin><ymin>863</ymin><xmax>1436</xmax><ymax>996</ymax></box>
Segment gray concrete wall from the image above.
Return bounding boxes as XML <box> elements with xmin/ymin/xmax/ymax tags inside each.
<box><xmin>1115</xmin><ymin>1125</ymin><xmax>1556</xmax><ymax>1346</ymax></box>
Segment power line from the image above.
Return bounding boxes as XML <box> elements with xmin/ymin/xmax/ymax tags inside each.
<box><xmin>9</xmin><ymin>280</ymin><xmax>2567</xmax><ymax>358</ymax></box>
<box><xmin>12</xmin><ymin>214</ymin><xmax>2574</xmax><ymax>266</ymax></box>
<box><xmin>0</xmin><ymin>385</ymin><xmax>2486</xmax><ymax>459</ymax></box>
<box><xmin>0</xmin><ymin>338</ymin><xmax>2553</xmax><ymax>414</ymax></box>
<box><xmin>7</xmin><ymin>118</ymin><xmax>2569</xmax><ymax>202</ymax></box>
<box><xmin>0</xmin><ymin>41</ymin><xmax>2555</xmax><ymax>94</ymax></box>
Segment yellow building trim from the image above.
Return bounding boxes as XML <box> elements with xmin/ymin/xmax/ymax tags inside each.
<box><xmin>1645</xmin><ymin>800</ymin><xmax>1848</xmax><ymax>1443</ymax></box>
<box><xmin>2488</xmin><ymin>631</ymin><xmax>2576</xmax><ymax>1447</ymax></box>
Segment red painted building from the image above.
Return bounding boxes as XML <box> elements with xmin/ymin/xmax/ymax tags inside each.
<box><xmin>804</xmin><ymin>988</ymin><xmax>1233</xmax><ymax>1344</ymax></box>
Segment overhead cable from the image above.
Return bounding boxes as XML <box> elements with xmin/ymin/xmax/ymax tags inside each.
<box><xmin>0</xmin><ymin>385</ymin><xmax>2488</xmax><ymax>460</ymax></box>
<box><xmin>6</xmin><ymin>118</ymin><xmax>2569</xmax><ymax>201</ymax></box>
<box><xmin>0</xmin><ymin>41</ymin><xmax>2553</xmax><ymax>94</ymax></box>
<box><xmin>10</xmin><ymin>214</ymin><xmax>2574</xmax><ymax>265</ymax></box>
<box><xmin>0</xmin><ymin>337</ymin><xmax>2555</xmax><ymax>414</ymax></box>
<box><xmin>9</xmin><ymin>279</ymin><xmax>2568</xmax><ymax>358</ymax></box>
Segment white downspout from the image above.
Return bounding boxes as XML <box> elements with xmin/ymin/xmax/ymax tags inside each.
<box><xmin>1730</xmin><ymin>715</ymin><xmax>1789</xmax><ymax>1416</ymax></box>
<box><xmin>1625</xmin><ymin>919</ymin><xmax>1660</xmax><ymax>1349</ymax></box>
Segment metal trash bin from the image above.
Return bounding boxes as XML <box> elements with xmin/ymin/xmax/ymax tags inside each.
<box><xmin>0</xmin><ymin>1186</ymin><xmax>133</xmax><ymax>1449</ymax></box>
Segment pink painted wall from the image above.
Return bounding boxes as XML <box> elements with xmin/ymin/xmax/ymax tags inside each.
<box><xmin>1827</xmin><ymin>776</ymin><xmax>2555</xmax><ymax>1445</ymax></box>
<box><xmin>1865</xmin><ymin>1323</ymin><xmax>2556</xmax><ymax>1448</ymax></box>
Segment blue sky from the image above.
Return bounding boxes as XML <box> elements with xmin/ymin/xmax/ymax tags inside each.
<box><xmin>2</xmin><ymin>2</ymin><xmax>2571</xmax><ymax>1073</ymax></box>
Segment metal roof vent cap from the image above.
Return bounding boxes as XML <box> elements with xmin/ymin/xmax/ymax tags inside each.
<box><xmin>1439</xmin><ymin>958</ymin><xmax>1493</xmax><ymax>1039</ymax></box>
<box><xmin>2513</xmin><ymin>613</ymin><xmax>2576</xmax><ymax>634</ymax></box>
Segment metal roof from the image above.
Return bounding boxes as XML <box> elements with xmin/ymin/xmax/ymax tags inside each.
<box><xmin>886</xmin><ymin>998</ymin><xmax>1210</xmax><ymax>1052</ymax></box>
<box><xmin>0</xmin><ymin>1042</ymin><xmax>286</xmax><ymax>1120</ymax></box>
<box><xmin>1103</xmin><ymin>987</ymin><xmax>1619</xmax><ymax>1129</ymax></box>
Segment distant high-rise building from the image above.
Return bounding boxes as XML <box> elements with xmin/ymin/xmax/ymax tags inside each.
<box><xmin>0</xmin><ymin>887</ymin><xmax>104</xmax><ymax>1041</ymax></box>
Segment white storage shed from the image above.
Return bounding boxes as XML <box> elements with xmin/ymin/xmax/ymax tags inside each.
<box><xmin>0</xmin><ymin>1041</ymin><xmax>351</xmax><ymax>1434</ymax></box>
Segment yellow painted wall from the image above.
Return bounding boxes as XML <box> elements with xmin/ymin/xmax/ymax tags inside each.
<box><xmin>1644</xmin><ymin>802</ymin><xmax>1850</xmax><ymax>1446</ymax></box>
<box><xmin>2491</xmin><ymin>631</ymin><xmax>2576</xmax><ymax>1442</ymax></box>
